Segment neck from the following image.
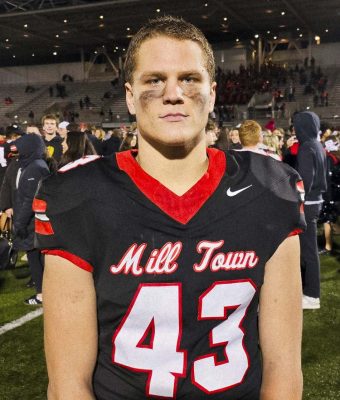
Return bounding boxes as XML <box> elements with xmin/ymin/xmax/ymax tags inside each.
<box><xmin>45</xmin><ymin>133</ymin><xmax>56</xmax><ymax>141</ymax></box>
<box><xmin>136</xmin><ymin>136</ymin><xmax>209</xmax><ymax>196</ymax></box>
<box><xmin>243</xmin><ymin>144</ymin><xmax>261</xmax><ymax>151</ymax></box>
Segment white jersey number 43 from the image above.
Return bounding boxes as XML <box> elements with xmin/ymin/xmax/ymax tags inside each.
<box><xmin>112</xmin><ymin>280</ymin><xmax>256</xmax><ymax>398</ymax></box>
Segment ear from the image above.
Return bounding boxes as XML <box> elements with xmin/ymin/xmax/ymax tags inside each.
<box><xmin>208</xmin><ymin>81</ymin><xmax>217</xmax><ymax>113</ymax></box>
<box><xmin>125</xmin><ymin>82</ymin><xmax>136</xmax><ymax>115</ymax></box>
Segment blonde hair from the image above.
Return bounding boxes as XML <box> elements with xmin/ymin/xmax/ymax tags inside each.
<box><xmin>41</xmin><ymin>114</ymin><xmax>59</xmax><ymax>125</ymax></box>
<box><xmin>94</xmin><ymin>128</ymin><xmax>105</xmax><ymax>141</ymax></box>
<box><xmin>238</xmin><ymin>120</ymin><xmax>262</xmax><ymax>146</ymax></box>
<box><xmin>263</xmin><ymin>133</ymin><xmax>280</xmax><ymax>154</ymax></box>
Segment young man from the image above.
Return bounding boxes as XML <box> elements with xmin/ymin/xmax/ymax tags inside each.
<box><xmin>35</xmin><ymin>16</ymin><xmax>305</xmax><ymax>400</ymax></box>
<box><xmin>293</xmin><ymin>111</ymin><xmax>327</xmax><ymax>309</ymax></box>
<box><xmin>42</xmin><ymin>114</ymin><xmax>63</xmax><ymax>163</ymax></box>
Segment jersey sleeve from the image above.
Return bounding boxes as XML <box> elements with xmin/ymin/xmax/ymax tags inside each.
<box><xmin>33</xmin><ymin>173</ymin><xmax>95</xmax><ymax>272</ymax></box>
<box><xmin>266</xmin><ymin>165</ymin><xmax>307</xmax><ymax>256</ymax></box>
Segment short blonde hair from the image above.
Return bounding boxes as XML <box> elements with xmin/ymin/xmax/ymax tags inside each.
<box><xmin>238</xmin><ymin>120</ymin><xmax>262</xmax><ymax>146</ymax></box>
<box><xmin>124</xmin><ymin>16</ymin><xmax>215</xmax><ymax>83</ymax></box>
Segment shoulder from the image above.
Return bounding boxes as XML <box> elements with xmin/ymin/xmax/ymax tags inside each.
<box><xmin>58</xmin><ymin>155</ymin><xmax>102</xmax><ymax>173</ymax></box>
<box><xmin>229</xmin><ymin>149</ymin><xmax>299</xmax><ymax>179</ymax></box>
<box><xmin>41</xmin><ymin>155</ymin><xmax>102</xmax><ymax>191</ymax></box>
<box><xmin>227</xmin><ymin>149</ymin><xmax>303</xmax><ymax>200</ymax></box>
<box><xmin>24</xmin><ymin>159</ymin><xmax>49</xmax><ymax>174</ymax></box>
<box><xmin>36</xmin><ymin>155</ymin><xmax>117</xmax><ymax>210</ymax></box>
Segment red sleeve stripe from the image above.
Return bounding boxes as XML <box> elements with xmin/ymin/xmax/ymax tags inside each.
<box><xmin>41</xmin><ymin>249</ymin><xmax>94</xmax><ymax>272</ymax></box>
<box><xmin>35</xmin><ymin>219</ymin><xmax>54</xmax><ymax>235</ymax></box>
<box><xmin>288</xmin><ymin>229</ymin><xmax>303</xmax><ymax>237</ymax></box>
<box><xmin>32</xmin><ymin>198</ymin><xmax>47</xmax><ymax>212</ymax></box>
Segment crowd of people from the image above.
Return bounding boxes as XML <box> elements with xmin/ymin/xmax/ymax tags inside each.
<box><xmin>0</xmin><ymin>15</ymin><xmax>339</xmax><ymax>400</ymax></box>
<box><xmin>1</xmin><ymin>111</ymin><xmax>339</xmax><ymax>307</ymax></box>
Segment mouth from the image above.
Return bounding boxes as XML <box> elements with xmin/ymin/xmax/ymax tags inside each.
<box><xmin>160</xmin><ymin>113</ymin><xmax>188</xmax><ymax>122</ymax></box>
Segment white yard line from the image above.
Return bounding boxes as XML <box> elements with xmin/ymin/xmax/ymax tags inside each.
<box><xmin>0</xmin><ymin>308</ymin><xmax>43</xmax><ymax>336</ymax></box>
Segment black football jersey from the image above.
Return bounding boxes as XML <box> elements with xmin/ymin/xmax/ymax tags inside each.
<box><xmin>34</xmin><ymin>149</ymin><xmax>306</xmax><ymax>400</ymax></box>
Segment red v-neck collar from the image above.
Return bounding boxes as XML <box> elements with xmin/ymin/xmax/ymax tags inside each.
<box><xmin>116</xmin><ymin>148</ymin><xmax>226</xmax><ymax>225</ymax></box>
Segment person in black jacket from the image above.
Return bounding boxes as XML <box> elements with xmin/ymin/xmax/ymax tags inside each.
<box><xmin>293</xmin><ymin>111</ymin><xmax>327</xmax><ymax>309</ymax></box>
<box><xmin>13</xmin><ymin>134</ymin><xmax>50</xmax><ymax>305</ymax></box>
<box><xmin>102</xmin><ymin>129</ymin><xmax>121</xmax><ymax>155</ymax></box>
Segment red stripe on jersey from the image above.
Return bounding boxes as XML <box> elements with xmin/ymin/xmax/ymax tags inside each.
<box><xmin>58</xmin><ymin>155</ymin><xmax>101</xmax><ymax>173</ymax></box>
<box><xmin>35</xmin><ymin>219</ymin><xmax>54</xmax><ymax>235</ymax></box>
<box><xmin>288</xmin><ymin>229</ymin><xmax>303</xmax><ymax>237</ymax></box>
<box><xmin>32</xmin><ymin>198</ymin><xmax>47</xmax><ymax>212</ymax></box>
<box><xmin>42</xmin><ymin>249</ymin><xmax>94</xmax><ymax>272</ymax></box>
<box><xmin>116</xmin><ymin>148</ymin><xmax>226</xmax><ymax>225</ymax></box>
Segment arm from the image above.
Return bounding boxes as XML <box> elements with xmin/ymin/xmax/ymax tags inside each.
<box><xmin>259</xmin><ymin>236</ymin><xmax>303</xmax><ymax>400</ymax></box>
<box><xmin>43</xmin><ymin>255</ymin><xmax>98</xmax><ymax>400</ymax></box>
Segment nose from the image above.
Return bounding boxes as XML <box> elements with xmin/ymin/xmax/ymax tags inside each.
<box><xmin>163</xmin><ymin>78</ymin><xmax>184</xmax><ymax>105</ymax></box>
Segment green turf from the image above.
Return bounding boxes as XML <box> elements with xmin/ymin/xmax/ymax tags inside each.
<box><xmin>302</xmin><ymin>250</ymin><xmax>340</xmax><ymax>400</ymax></box>
<box><xmin>0</xmin><ymin>241</ymin><xmax>339</xmax><ymax>399</ymax></box>
<box><xmin>0</xmin><ymin>265</ymin><xmax>35</xmax><ymax>325</ymax></box>
<box><xmin>0</xmin><ymin>317</ymin><xmax>47</xmax><ymax>400</ymax></box>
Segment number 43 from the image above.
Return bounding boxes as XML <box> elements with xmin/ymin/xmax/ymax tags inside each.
<box><xmin>112</xmin><ymin>280</ymin><xmax>256</xmax><ymax>398</ymax></box>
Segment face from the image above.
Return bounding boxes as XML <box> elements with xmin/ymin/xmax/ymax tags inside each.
<box><xmin>43</xmin><ymin>119</ymin><xmax>57</xmax><ymax>136</ymax></box>
<box><xmin>229</xmin><ymin>130</ymin><xmax>240</xmax><ymax>144</ymax></box>
<box><xmin>125</xmin><ymin>36</ymin><xmax>216</xmax><ymax>149</ymax></box>
<box><xmin>58</xmin><ymin>128</ymin><xmax>68</xmax><ymax>139</ymax></box>
<box><xmin>94</xmin><ymin>129</ymin><xmax>102</xmax><ymax>139</ymax></box>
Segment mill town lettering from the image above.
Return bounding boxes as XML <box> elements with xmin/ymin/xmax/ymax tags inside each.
<box><xmin>109</xmin><ymin>240</ymin><xmax>259</xmax><ymax>276</ymax></box>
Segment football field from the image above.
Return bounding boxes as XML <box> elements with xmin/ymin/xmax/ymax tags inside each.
<box><xmin>1</xmin><ymin>241</ymin><xmax>339</xmax><ymax>400</ymax></box>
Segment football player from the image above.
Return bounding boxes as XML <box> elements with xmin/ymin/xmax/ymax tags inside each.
<box><xmin>35</xmin><ymin>16</ymin><xmax>305</xmax><ymax>400</ymax></box>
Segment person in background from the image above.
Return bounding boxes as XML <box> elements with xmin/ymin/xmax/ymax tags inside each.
<box><xmin>228</xmin><ymin>128</ymin><xmax>242</xmax><ymax>149</ymax></box>
<box><xmin>0</xmin><ymin>125</ymin><xmax>25</xmax><ymax>211</ymax></box>
<box><xmin>237</xmin><ymin>120</ymin><xmax>268</xmax><ymax>156</ymax></box>
<box><xmin>214</xmin><ymin>126</ymin><xmax>229</xmax><ymax>151</ymax></box>
<box><xmin>13</xmin><ymin>134</ymin><xmax>50</xmax><ymax>304</ymax></box>
<box><xmin>0</xmin><ymin>128</ymin><xmax>6</xmax><ymax>187</ymax></box>
<box><xmin>118</xmin><ymin>132</ymin><xmax>138</xmax><ymax>151</ymax></box>
<box><xmin>93</xmin><ymin>127</ymin><xmax>106</xmax><ymax>142</ymax></box>
<box><xmin>42</xmin><ymin>114</ymin><xmax>63</xmax><ymax>163</ymax></box>
<box><xmin>318</xmin><ymin>138</ymin><xmax>340</xmax><ymax>255</ymax></box>
<box><xmin>80</xmin><ymin>124</ymin><xmax>103</xmax><ymax>155</ymax></box>
<box><xmin>205</xmin><ymin>119</ymin><xmax>219</xmax><ymax>147</ymax></box>
<box><xmin>58</xmin><ymin>121</ymin><xmax>70</xmax><ymax>140</ymax></box>
<box><xmin>102</xmin><ymin>129</ymin><xmax>121</xmax><ymax>156</ymax></box>
<box><xmin>59</xmin><ymin>131</ymin><xmax>97</xmax><ymax>167</ymax></box>
<box><xmin>262</xmin><ymin>131</ymin><xmax>282</xmax><ymax>161</ymax></box>
<box><xmin>293</xmin><ymin>111</ymin><xmax>327</xmax><ymax>309</ymax></box>
<box><xmin>27</xmin><ymin>124</ymin><xmax>42</xmax><ymax>136</ymax></box>
<box><xmin>0</xmin><ymin>125</ymin><xmax>24</xmax><ymax>187</ymax></box>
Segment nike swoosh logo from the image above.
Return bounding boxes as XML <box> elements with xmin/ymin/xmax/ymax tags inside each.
<box><xmin>226</xmin><ymin>185</ymin><xmax>253</xmax><ymax>197</ymax></box>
